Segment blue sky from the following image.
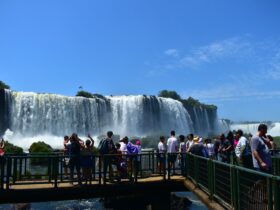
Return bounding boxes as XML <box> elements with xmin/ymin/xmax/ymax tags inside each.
<box><xmin>0</xmin><ymin>0</ymin><xmax>280</xmax><ymax>121</ymax></box>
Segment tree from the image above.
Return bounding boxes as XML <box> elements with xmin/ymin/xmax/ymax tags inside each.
<box><xmin>0</xmin><ymin>80</ymin><xmax>10</xmax><ymax>89</ymax></box>
<box><xmin>158</xmin><ymin>90</ymin><xmax>181</xmax><ymax>100</ymax></box>
<box><xmin>76</xmin><ymin>90</ymin><xmax>93</xmax><ymax>98</ymax></box>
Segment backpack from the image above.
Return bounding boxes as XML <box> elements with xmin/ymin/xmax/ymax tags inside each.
<box><xmin>242</xmin><ymin>141</ymin><xmax>252</xmax><ymax>157</ymax></box>
<box><xmin>241</xmin><ymin>141</ymin><xmax>253</xmax><ymax>168</ymax></box>
<box><xmin>97</xmin><ymin>139</ymin><xmax>108</xmax><ymax>155</ymax></box>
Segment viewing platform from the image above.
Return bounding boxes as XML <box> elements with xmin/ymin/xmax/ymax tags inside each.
<box><xmin>1</xmin><ymin>151</ymin><xmax>280</xmax><ymax>210</ymax></box>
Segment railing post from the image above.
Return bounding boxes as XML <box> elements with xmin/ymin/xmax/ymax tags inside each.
<box><xmin>92</xmin><ymin>155</ymin><xmax>96</xmax><ymax>181</ymax></box>
<box><xmin>230</xmin><ymin>166</ymin><xmax>238</xmax><ymax>209</ymax></box>
<box><xmin>103</xmin><ymin>155</ymin><xmax>107</xmax><ymax>185</ymax></box>
<box><xmin>152</xmin><ymin>151</ymin><xmax>155</xmax><ymax>174</ymax></box>
<box><xmin>12</xmin><ymin>157</ymin><xmax>17</xmax><ymax>184</ymax></box>
<box><xmin>48</xmin><ymin>156</ymin><xmax>52</xmax><ymax>183</ymax></box>
<box><xmin>272</xmin><ymin>177</ymin><xmax>280</xmax><ymax>210</ymax></box>
<box><xmin>54</xmin><ymin>156</ymin><xmax>58</xmax><ymax>188</ymax></box>
<box><xmin>208</xmin><ymin>158</ymin><xmax>214</xmax><ymax>200</ymax></box>
<box><xmin>19</xmin><ymin>158</ymin><xmax>23</xmax><ymax>180</ymax></box>
<box><xmin>0</xmin><ymin>156</ymin><xmax>4</xmax><ymax>190</ymax></box>
<box><xmin>98</xmin><ymin>156</ymin><xmax>102</xmax><ymax>185</ymax></box>
<box><xmin>167</xmin><ymin>153</ymin><xmax>171</xmax><ymax>180</ymax></box>
<box><xmin>267</xmin><ymin>177</ymin><xmax>273</xmax><ymax>210</ymax></box>
<box><xmin>163</xmin><ymin>153</ymin><xmax>166</xmax><ymax>181</ymax></box>
<box><xmin>6</xmin><ymin>156</ymin><xmax>11</xmax><ymax>190</ymax></box>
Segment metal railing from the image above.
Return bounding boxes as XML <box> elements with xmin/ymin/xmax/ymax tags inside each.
<box><xmin>0</xmin><ymin>152</ymin><xmax>185</xmax><ymax>189</ymax></box>
<box><xmin>186</xmin><ymin>153</ymin><xmax>280</xmax><ymax>210</ymax></box>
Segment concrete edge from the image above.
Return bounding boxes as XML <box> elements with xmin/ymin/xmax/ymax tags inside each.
<box><xmin>183</xmin><ymin>179</ymin><xmax>225</xmax><ymax>210</ymax></box>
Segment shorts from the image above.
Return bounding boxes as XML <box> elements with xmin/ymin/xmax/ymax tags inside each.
<box><xmin>168</xmin><ymin>154</ymin><xmax>177</xmax><ymax>163</ymax></box>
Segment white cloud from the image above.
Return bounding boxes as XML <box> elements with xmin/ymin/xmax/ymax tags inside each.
<box><xmin>186</xmin><ymin>85</ymin><xmax>280</xmax><ymax>102</ymax></box>
<box><xmin>180</xmin><ymin>37</ymin><xmax>252</xmax><ymax>67</ymax></box>
<box><xmin>164</xmin><ymin>49</ymin><xmax>179</xmax><ymax>57</ymax></box>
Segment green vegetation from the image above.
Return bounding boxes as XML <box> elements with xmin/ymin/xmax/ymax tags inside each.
<box><xmin>29</xmin><ymin>141</ymin><xmax>53</xmax><ymax>165</ymax></box>
<box><xmin>29</xmin><ymin>141</ymin><xmax>53</xmax><ymax>153</ymax></box>
<box><xmin>273</xmin><ymin>136</ymin><xmax>280</xmax><ymax>148</ymax></box>
<box><xmin>158</xmin><ymin>90</ymin><xmax>181</xmax><ymax>100</ymax></box>
<box><xmin>76</xmin><ymin>90</ymin><xmax>94</xmax><ymax>98</ymax></box>
<box><xmin>3</xmin><ymin>141</ymin><xmax>24</xmax><ymax>154</ymax></box>
<box><xmin>158</xmin><ymin>90</ymin><xmax>217</xmax><ymax>110</ymax></box>
<box><xmin>0</xmin><ymin>80</ymin><xmax>10</xmax><ymax>89</ymax></box>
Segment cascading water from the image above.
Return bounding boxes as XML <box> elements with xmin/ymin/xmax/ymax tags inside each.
<box><xmin>1</xmin><ymin>90</ymin><xmax>210</xmax><ymax>149</ymax></box>
<box><xmin>230</xmin><ymin>122</ymin><xmax>280</xmax><ymax>136</ymax></box>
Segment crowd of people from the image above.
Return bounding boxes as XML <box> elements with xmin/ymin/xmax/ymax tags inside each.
<box><xmin>157</xmin><ymin>124</ymin><xmax>276</xmax><ymax>175</ymax></box>
<box><xmin>0</xmin><ymin>123</ymin><xmax>277</xmax><ymax>185</ymax></box>
<box><xmin>62</xmin><ymin>131</ymin><xmax>142</xmax><ymax>184</ymax></box>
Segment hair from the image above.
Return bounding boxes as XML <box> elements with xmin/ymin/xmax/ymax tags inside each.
<box><xmin>227</xmin><ymin>131</ymin><xmax>234</xmax><ymax>139</ymax></box>
<box><xmin>236</xmin><ymin>129</ymin><xmax>243</xmax><ymax>136</ymax></box>
<box><xmin>170</xmin><ymin>130</ymin><xmax>175</xmax><ymax>136</ymax></box>
<box><xmin>267</xmin><ymin>135</ymin><xmax>273</xmax><ymax>141</ymax></box>
<box><xmin>188</xmin><ymin>133</ymin><xmax>194</xmax><ymax>139</ymax></box>
<box><xmin>122</xmin><ymin>136</ymin><xmax>128</xmax><ymax>143</ymax></box>
<box><xmin>64</xmin><ymin>136</ymin><xmax>69</xmax><ymax>140</ymax></box>
<box><xmin>115</xmin><ymin>143</ymin><xmax>121</xmax><ymax>149</ymax></box>
<box><xmin>179</xmin><ymin>135</ymin><xmax>185</xmax><ymax>142</ymax></box>
<box><xmin>258</xmin><ymin>124</ymin><xmax>268</xmax><ymax>131</ymax></box>
<box><xmin>85</xmin><ymin>140</ymin><xmax>91</xmax><ymax>146</ymax></box>
<box><xmin>107</xmin><ymin>131</ymin><xmax>113</xmax><ymax>138</ymax></box>
<box><xmin>160</xmin><ymin>136</ymin><xmax>165</xmax><ymax>142</ymax></box>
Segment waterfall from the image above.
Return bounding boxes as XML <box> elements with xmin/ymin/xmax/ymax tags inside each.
<box><xmin>230</xmin><ymin>122</ymin><xmax>280</xmax><ymax>136</ymax></box>
<box><xmin>1</xmin><ymin>90</ymin><xmax>202</xmax><ymax>149</ymax></box>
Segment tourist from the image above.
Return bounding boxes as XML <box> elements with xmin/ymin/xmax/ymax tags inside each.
<box><xmin>114</xmin><ymin>142</ymin><xmax>128</xmax><ymax>181</ymax></box>
<box><xmin>188</xmin><ymin>136</ymin><xmax>208</xmax><ymax>157</ymax></box>
<box><xmin>80</xmin><ymin>134</ymin><xmax>95</xmax><ymax>184</ymax></box>
<box><xmin>98</xmin><ymin>131</ymin><xmax>116</xmax><ymax>182</ymax></box>
<box><xmin>213</xmin><ymin>138</ymin><xmax>221</xmax><ymax>160</ymax></box>
<box><xmin>63</xmin><ymin>135</ymin><xmax>71</xmax><ymax>179</ymax></box>
<box><xmin>267</xmin><ymin>135</ymin><xmax>277</xmax><ymax>150</ymax></box>
<box><xmin>186</xmin><ymin>133</ymin><xmax>194</xmax><ymax>152</ymax></box>
<box><xmin>0</xmin><ymin>138</ymin><xmax>5</xmax><ymax>156</ymax></box>
<box><xmin>157</xmin><ymin>136</ymin><xmax>167</xmax><ymax>175</ymax></box>
<box><xmin>178</xmin><ymin>135</ymin><xmax>186</xmax><ymax>175</ymax></box>
<box><xmin>219</xmin><ymin>133</ymin><xmax>232</xmax><ymax>163</ymax></box>
<box><xmin>235</xmin><ymin>130</ymin><xmax>253</xmax><ymax>168</ymax></box>
<box><xmin>205</xmin><ymin>138</ymin><xmax>214</xmax><ymax>159</ymax></box>
<box><xmin>119</xmin><ymin>137</ymin><xmax>128</xmax><ymax>154</ymax></box>
<box><xmin>69</xmin><ymin>133</ymin><xmax>82</xmax><ymax>184</ymax></box>
<box><xmin>251</xmin><ymin>124</ymin><xmax>272</xmax><ymax>173</ymax></box>
<box><xmin>167</xmin><ymin>130</ymin><xmax>178</xmax><ymax>175</ymax></box>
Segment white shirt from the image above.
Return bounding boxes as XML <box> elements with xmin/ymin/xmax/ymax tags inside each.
<box><xmin>206</xmin><ymin>143</ymin><xmax>214</xmax><ymax>156</ymax></box>
<box><xmin>235</xmin><ymin>136</ymin><xmax>248</xmax><ymax>158</ymax></box>
<box><xmin>158</xmin><ymin>142</ymin><xmax>166</xmax><ymax>153</ymax></box>
<box><xmin>186</xmin><ymin>140</ymin><xmax>194</xmax><ymax>152</ymax></box>
<box><xmin>120</xmin><ymin>142</ymin><xmax>127</xmax><ymax>154</ymax></box>
<box><xmin>167</xmin><ymin>136</ymin><xmax>178</xmax><ymax>153</ymax></box>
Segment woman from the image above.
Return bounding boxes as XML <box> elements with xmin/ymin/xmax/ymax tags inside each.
<box><xmin>0</xmin><ymin>138</ymin><xmax>5</xmax><ymax>156</ymax></box>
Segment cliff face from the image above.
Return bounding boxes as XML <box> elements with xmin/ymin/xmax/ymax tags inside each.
<box><xmin>0</xmin><ymin>89</ymin><xmax>11</xmax><ymax>136</ymax></box>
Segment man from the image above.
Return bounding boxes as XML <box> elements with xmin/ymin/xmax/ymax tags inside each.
<box><xmin>235</xmin><ymin>130</ymin><xmax>253</xmax><ymax>168</ymax></box>
<box><xmin>69</xmin><ymin>133</ymin><xmax>82</xmax><ymax>184</ymax></box>
<box><xmin>99</xmin><ymin>131</ymin><xmax>116</xmax><ymax>182</ymax></box>
<box><xmin>167</xmin><ymin>130</ymin><xmax>178</xmax><ymax>175</ymax></box>
<box><xmin>186</xmin><ymin>133</ymin><xmax>194</xmax><ymax>152</ymax></box>
<box><xmin>251</xmin><ymin>124</ymin><xmax>272</xmax><ymax>173</ymax></box>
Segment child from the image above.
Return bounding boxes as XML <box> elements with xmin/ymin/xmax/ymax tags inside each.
<box><xmin>80</xmin><ymin>134</ymin><xmax>94</xmax><ymax>184</ymax></box>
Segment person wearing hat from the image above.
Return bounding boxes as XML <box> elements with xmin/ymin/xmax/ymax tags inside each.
<box><xmin>188</xmin><ymin>136</ymin><xmax>208</xmax><ymax>157</ymax></box>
